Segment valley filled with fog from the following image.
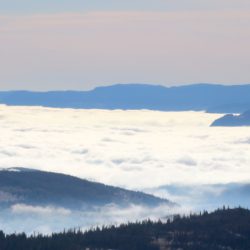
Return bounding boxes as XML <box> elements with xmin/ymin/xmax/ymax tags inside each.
<box><xmin>1</xmin><ymin>105</ymin><xmax>249</xmax><ymax>187</ymax></box>
<box><xmin>0</xmin><ymin>105</ymin><xmax>250</xmax><ymax>233</ymax></box>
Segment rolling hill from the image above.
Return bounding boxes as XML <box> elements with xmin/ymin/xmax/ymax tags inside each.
<box><xmin>0</xmin><ymin>168</ymin><xmax>173</xmax><ymax>210</ymax></box>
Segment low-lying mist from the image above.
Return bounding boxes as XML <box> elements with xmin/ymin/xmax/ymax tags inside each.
<box><xmin>0</xmin><ymin>203</ymin><xmax>182</xmax><ymax>235</ymax></box>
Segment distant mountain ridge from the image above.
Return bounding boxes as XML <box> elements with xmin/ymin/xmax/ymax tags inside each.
<box><xmin>0</xmin><ymin>168</ymin><xmax>173</xmax><ymax>210</ymax></box>
<box><xmin>156</xmin><ymin>182</ymin><xmax>250</xmax><ymax>209</ymax></box>
<box><xmin>1</xmin><ymin>83</ymin><xmax>250</xmax><ymax>113</ymax></box>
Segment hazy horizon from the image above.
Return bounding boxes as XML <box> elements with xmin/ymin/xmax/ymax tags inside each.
<box><xmin>0</xmin><ymin>0</ymin><xmax>249</xmax><ymax>90</ymax></box>
<box><xmin>0</xmin><ymin>82</ymin><xmax>250</xmax><ymax>92</ymax></box>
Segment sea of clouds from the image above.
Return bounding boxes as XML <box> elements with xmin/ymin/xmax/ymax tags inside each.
<box><xmin>0</xmin><ymin>105</ymin><xmax>249</xmax><ymax>189</ymax></box>
<box><xmin>0</xmin><ymin>105</ymin><xmax>250</xmax><ymax>233</ymax></box>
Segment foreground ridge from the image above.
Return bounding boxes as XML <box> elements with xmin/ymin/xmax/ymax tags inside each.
<box><xmin>1</xmin><ymin>207</ymin><xmax>250</xmax><ymax>250</ymax></box>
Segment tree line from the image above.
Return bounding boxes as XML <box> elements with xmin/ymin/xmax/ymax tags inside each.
<box><xmin>0</xmin><ymin>207</ymin><xmax>250</xmax><ymax>250</ymax></box>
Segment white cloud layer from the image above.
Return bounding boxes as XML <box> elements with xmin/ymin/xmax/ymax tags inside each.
<box><xmin>0</xmin><ymin>105</ymin><xmax>250</xmax><ymax>191</ymax></box>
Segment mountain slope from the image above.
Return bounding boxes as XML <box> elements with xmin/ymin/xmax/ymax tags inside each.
<box><xmin>0</xmin><ymin>168</ymin><xmax>173</xmax><ymax>209</ymax></box>
<box><xmin>1</xmin><ymin>83</ymin><xmax>250</xmax><ymax>113</ymax></box>
<box><xmin>211</xmin><ymin>110</ymin><xmax>250</xmax><ymax>126</ymax></box>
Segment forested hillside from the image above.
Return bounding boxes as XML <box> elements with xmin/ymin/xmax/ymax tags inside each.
<box><xmin>0</xmin><ymin>168</ymin><xmax>171</xmax><ymax>209</ymax></box>
<box><xmin>0</xmin><ymin>207</ymin><xmax>250</xmax><ymax>250</ymax></box>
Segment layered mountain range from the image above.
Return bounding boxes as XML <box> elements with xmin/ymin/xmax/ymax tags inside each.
<box><xmin>1</xmin><ymin>83</ymin><xmax>250</xmax><ymax>113</ymax></box>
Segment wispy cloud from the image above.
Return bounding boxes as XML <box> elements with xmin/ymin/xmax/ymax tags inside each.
<box><xmin>11</xmin><ymin>204</ymin><xmax>71</xmax><ymax>216</ymax></box>
<box><xmin>5</xmin><ymin>203</ymin><xmax>184</xmax><ymax>235</ymax></box>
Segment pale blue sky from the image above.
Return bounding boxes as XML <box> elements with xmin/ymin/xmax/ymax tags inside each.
<box><xmin>0</xmin><ymin>0</ymin><xmax>167</xmax><ymax>13</ymax></box>
<box><xmin>0</xmin><ymin>0</ymin><xmax>249</xmax><ymax>90</ymax></box>
<box><xmin>1</xmin><ymin>0</ymin><xmax>250</xmax><ymax>13</ymax></box>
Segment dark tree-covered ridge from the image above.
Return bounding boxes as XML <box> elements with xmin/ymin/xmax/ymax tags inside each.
<box><xmin>0</xmin><ymin>207</ymin><xmax>250</xmax><ymax>250</ymax></box>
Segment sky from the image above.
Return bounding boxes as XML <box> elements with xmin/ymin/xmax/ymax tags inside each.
<box><xmin>0</xmin><ymin>0</ymin><xmax>249</xmax><ymax>90</ymax></box>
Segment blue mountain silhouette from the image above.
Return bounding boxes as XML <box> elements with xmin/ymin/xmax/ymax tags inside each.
<box><xmin>211</xmin><ymin>110</ymin><xmax>250</xmax><ymax>126</ymax></box>
<box><xmin>0</xmin><ymin>83</ymin><xmax>250</xmax><ymax>113</ymax></box>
